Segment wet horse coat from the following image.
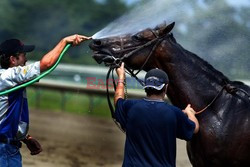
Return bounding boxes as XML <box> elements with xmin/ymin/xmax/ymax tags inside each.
<box><xmin>89</xmin><ymin>22</ymin><xmax>250</xmax><ymax>167</ymax></box>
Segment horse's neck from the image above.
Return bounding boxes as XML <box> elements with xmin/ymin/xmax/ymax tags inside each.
<box><xmin>158</xmin><ymin>43</ymin><xmax>229</xmax><ymax>110</ymax></box>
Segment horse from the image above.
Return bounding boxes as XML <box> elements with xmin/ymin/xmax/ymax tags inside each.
<box><xmin>89</xmin><ymin>22</ymin><xmax>250</xmax><ymax>167</ymax></box>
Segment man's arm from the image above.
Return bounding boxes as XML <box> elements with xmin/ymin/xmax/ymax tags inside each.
<box><xmin>114</xmin><ymin>62</ymin><xmax>125</xmax><ymax>106</ymax></box>
<box><xmin>183</xmin><ymin>104</ymin><xmax>199</xmax><ymax>134</ymax></box>
<box><xmin>40</xmin><ymin>34</ymin><xmax>91</xmax><ymax>72</ymax></box>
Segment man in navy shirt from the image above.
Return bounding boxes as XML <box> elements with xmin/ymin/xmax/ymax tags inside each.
<box><xmin>114</xmin><ymin>63</ymin><xmax>199</xmax><ymax>167</ymax></box>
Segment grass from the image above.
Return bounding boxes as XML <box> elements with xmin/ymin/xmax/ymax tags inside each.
<box><xmin>27</xmin><ymin>88</ymin><xmax>112</xmax><ymax>117</ymax></box>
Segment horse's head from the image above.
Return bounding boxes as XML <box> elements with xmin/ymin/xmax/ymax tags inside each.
<box><xmin>89</xmin><ymin>22</ymin><xmax>175</xmax><ymax>70</ymax></box>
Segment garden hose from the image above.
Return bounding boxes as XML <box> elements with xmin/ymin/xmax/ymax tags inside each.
<box><xmin>0</xmin><ymin>44</ymin><xmax>71</xmax><ymax>96</ymax></box>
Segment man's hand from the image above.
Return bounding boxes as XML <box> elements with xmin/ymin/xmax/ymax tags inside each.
<box><xmin>182</xmin><ymin>104</ymin><xmax>199</xmax><ymax>134</ymax></box>
<box><xmin>183</xmin><ymin>104</ymin><xmax>196</xmax><ymax>115</ymax></box>
<box><xmin>63</xmin><ymin>34</ymin><xmax>92</xmax><ymax>46</ymax></box>
<box><xmin>22</xmin><ymin>135</ymin><xmax>42</xmax><ymax>155</ymax></box>
<box><xmin>116</xmin><ymin>62</ymin><xmax>125</xmax><ymax>80</ymax></box>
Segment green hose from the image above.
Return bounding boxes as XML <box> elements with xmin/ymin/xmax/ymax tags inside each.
<box><xmin>0</xmin><ymin>44</ymin><xmax>71</xmax><ymax>96</ymax></box>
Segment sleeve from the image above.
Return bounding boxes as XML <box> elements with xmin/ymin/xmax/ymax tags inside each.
<box><xmin>0</xmin><ymin>61</ymin><xmax>40</xmax><ymax>91</ymax></box>
<box><xmin>175</xmin><ymin>107</ymin><xmax>196</xmax><ymax>141</ymax></box>
<box><xmin>115</xmin><ymin>98</ymin><xmax>127</xmax><ymax>130</ymax></box>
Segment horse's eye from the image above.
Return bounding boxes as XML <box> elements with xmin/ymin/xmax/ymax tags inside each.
<box><xmin>132</xmin><ymin>34</ymin><xmax>141</xmax><ymax>41</ymax></box>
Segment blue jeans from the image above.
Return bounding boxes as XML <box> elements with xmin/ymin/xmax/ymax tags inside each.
<box><xmin>0</xmin><ymin>143</ymin><xmax>22</xmax><ymax>167</ymax></box>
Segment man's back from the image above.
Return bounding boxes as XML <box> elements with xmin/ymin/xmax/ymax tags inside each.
<box><xmin>115</xmin><ymin>98</ymin><xmax>195</xmax><ymax>167</ymax></box>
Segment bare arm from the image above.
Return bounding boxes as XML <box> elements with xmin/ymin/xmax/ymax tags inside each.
<box><xmin>114</xmin><ymin>62</ymin><xmax>125</xmax><ymax>106</ymax></box>
<box><xmin>183</xmin><ymin>104</ymin><xmax>199</xmax><ymax>134</ymax></box>
<box><xmin>40</xmin><ymin>34</ymin><xmax>91</xmax><ymax>72</ymax></box>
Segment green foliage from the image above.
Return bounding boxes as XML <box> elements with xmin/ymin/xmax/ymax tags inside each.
<box><xmin>0</xmin><ymin>0</ymin><xmax>129</xmax><ymax>64</ymax></box>
<box><xmin>0</xmin><ymin>0</ymin><xmax>249</xmax><ymax>78</ymax></box>
<box><xmin>173</xmin><ymin>0</ymin><xmax>250</xmax><ymax>79</ymax></box>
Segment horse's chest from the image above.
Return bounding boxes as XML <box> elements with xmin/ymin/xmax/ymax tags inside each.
<box><xmin>189</xmin><ymin>108</ymin><xmax>250</xmax><ymax>166</ymax></box>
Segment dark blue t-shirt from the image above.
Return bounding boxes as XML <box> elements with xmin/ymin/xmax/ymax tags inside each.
<box><xmin>115</xmin><ymin>98</ymin><xmax>195</xmax><ymax>167</ymax></box>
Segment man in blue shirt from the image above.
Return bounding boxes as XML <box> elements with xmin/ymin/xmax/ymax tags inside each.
<box><xmin>114</xmin><ymin>63</ymin><xmax>199</xmax><ymax>167</ymax></box>
<box><xmin>0</xmin><ymin>34</ymin><xmax>91</xmax><ymax>167</ymax></box>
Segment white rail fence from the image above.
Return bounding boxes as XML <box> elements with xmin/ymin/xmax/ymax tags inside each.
<box><xmin>27</xmin><ymin>63</ymin><xmax>250</xmax><ymax>112</ymax></box>
<box><xmin>28</xmin><ymin>79</ymin><xmax>147</xmax><ymax>112</ymax></box>
<box><xmin>29</xmin><ymin>78</ymin><xmax>250</xmax><ymax>112</ymax></box>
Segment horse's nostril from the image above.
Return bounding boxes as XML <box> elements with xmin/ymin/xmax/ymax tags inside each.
<box><xmin>94</xmin><ymin>40</ymin><xmax>102</xmax><ymax>46</ymax></box>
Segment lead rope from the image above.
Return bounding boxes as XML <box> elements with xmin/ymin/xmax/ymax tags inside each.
<box><xmin>195</xmin><ymin>85</ymin><xmax>226</xmax><ymax>115</ymax></box>
<box><xmin>124</xmin><ymin>77</ymin><xmax>128</xmax><ymax>99</ymax></box>
<box><xmin>105</xmin><ymin>66</ymin><xmax>132</xmax><ymax>133</ymax></box>
<box><xmin>195</xmin><ymin>84</ymin><xmax>250</xmax><ymax>115</ymax></box>
<box><xmin>106</xmin><ymin>67</ymin><xmax>125</xmax><ymax>133</ymax></box>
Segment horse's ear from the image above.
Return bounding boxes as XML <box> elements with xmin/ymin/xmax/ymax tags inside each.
<box><xmin>163</xmin><ymin>22</ymin><xmax>175</xmax><ymax>34</ymax></box>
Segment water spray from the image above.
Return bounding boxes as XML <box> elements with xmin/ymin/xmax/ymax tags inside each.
<box><xmin>92</xmin><ymin>0</ymin><xmax>186</xmax><ymax>39</ymax></box>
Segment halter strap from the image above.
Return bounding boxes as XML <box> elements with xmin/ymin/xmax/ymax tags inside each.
<box><xmin>120</xmin><ymin>34</ymin><xmax>167</xmax><ymax>82</ymax></box>
<box><xmin>105</xmin><ymin>35</ymin><xmax>166</xmax><ymax>132</ymax></box>
<box><xmin>104</xmin><ymin>34</ymin><xmax>168</xmax><ymax>86</ymax></box>
<box><xmin>106</xmin><ymin>67</ymin><xmax>125</xmax><ymax>133</ymax></box>
<box><xmin>195</xmin><ymin>84</ymin><xmax>250</xmax><ymax>115</ymax></box>
<box><xmin>195</xmin><ymin>85</ymin><xmax>226</xmax><ymax>115</ymax></box>
<box><xmin>104</xmin><ymin>34</ymin><xmax>250</xmax><ymax>117</ymax></box>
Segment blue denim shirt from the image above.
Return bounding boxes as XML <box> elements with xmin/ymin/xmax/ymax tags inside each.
<box><xmin>0</xmin><ymin>62</ymin><xmax>40</xmax><ymax>140</ymax></box>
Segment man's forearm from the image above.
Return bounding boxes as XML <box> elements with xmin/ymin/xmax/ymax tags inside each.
<box><xmin>114</xmin><ymin>79</ymin><xmax>125</xmax><ymax>106</ymax></box>
<box><xmin>114</xmin><ymin>62</ymin><xmax>126</xmax><ymax>105</ymax></box>
<box><xmin>186</xmin><ymin>112</ymin><xmax>199</xmax><ymax>134</ymax></box>
<box><xmin>40</xmin><ymin>39</ymin><xmax>67</xmax><ymax>72</ymax></box>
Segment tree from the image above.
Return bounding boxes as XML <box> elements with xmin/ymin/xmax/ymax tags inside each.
<box><xmin>172</xmin><ymin>0</ymin><xmax>250</xmax><ymax>79</ymax></box>
<box><xmin>0</xmin><ymin>0</ymin><xmax>129</xmax><ymax>64</ymax></box>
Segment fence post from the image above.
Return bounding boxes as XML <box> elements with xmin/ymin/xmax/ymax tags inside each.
<box><xmin>61</xmin><ymin>91</ymin><xmax>66</xmax><ymax>112</ymax></box>
<box><xmin>35</xmin><ymin>88</ymin><xmax>41</xmax><ymax>109</ymax></box>
<box><xmin>88</xmin><ymin>95</ymin><xmax>94</xmax><ymax>114</ymax></box>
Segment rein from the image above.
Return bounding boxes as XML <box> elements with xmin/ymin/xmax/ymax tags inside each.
<box><xmin>106</xmin><ymin>65</ymin><xmax>146</xmax><ymax>133</ymax></box>
<box><xmin>105</xmin><ymin>33</ymin><xmax>167</xmax><ymax>132</ymax></box>
<box><xmin>105</xmin><ymin>33</ymin><xmax>168</xmax><ymax>79</ymax></box>
<box><xmin>195</xmin><ymin>85</ymin><xmax>226</xmax><ymax>115</ymax></box>
<box><xmin>121</xmin><ymin>34</ymin><xmax>167</xmax><ymax>76</ymax></box>
<box><xmin>104</xmin><ymin>32</ymin><xmax>250</xmax><ymax>121</ymax></box>
<box><xmin>195</xmin><ymin>84</ymin><xmax>250</xmax><ymax>115</ymax></box>
<box><xmin>106</xmin><ymin>67</ymin><xmax>126</xmax><ymax>133</ymax></box>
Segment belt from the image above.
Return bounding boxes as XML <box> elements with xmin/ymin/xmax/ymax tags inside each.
<box><xmin>0</xmin><ymin>137</ymin><xmax>22</xmax><ymax>148</ymax></box>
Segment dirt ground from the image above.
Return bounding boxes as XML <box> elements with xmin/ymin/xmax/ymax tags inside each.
<box><xmin>21</xmin><ymin>110</ymin><xmax>192</xmax><ymax>167</ymax></box>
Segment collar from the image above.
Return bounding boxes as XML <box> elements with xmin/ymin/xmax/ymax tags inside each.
<box><xmin>143</xmin><ymin>98</ymin><xmax>165</xmax><ymax>103</ymax></box>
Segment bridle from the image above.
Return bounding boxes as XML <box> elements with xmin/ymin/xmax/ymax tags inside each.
<box><xmin>104</xmin><ymin>31</ymin><xmax>250</xmax><ymax>130</ymax></box>
<box><xmin>105</xmin><ymin>31</ymin><xmax>169</xmax><ymax>77</ymax></box>
<box><xmin>105</xmin><ymin>31</ymin><xmax>168</xmax><ymax>132</ymax></box>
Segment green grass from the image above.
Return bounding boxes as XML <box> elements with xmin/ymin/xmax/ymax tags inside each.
<box><xmin>27</xmin><ymin>88</ymin><xmax>112</xmax><ymax>117</ymax></box>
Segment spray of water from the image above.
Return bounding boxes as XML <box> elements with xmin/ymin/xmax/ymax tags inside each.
<box><xmin>92</xmin><ymin>0</ymin><xmax>249</xmax><ymax>79</ymax></box>
<box><xmin>92</xmin><ymin>0</ymin><xmax>193</xmax><ymax>39</ymax></box>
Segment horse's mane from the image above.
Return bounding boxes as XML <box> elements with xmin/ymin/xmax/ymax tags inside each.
<box><xmin>168</xmin><ymin>34</ymin><xmax>230</xmax><ymax>85</ymax></box>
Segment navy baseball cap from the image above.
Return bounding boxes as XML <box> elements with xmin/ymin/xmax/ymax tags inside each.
<box><xmin>143</xmin><ymin>68</ymin><xmax>169</xmax><ymax>90</ymax></box>
<box><xmin>0</xmin><ymin>39</ymin><xmax>35</xmax><ymax>55</ymax></box>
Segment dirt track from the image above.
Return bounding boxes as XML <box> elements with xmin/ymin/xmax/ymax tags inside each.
<box><xmin>21</xmin><ymin>110</ymin><xmax>192</xmax><ymax>167</ymax></box>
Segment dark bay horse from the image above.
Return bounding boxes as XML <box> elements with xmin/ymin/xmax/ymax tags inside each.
<box><xmin>89</xmin><ymin>22</ymin><xmax>250</xmax><ymax>167</ymax></box>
